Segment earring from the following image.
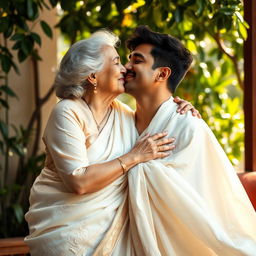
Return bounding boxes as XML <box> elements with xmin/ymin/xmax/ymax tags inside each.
<box><xmin>93</xmin><ymin>82</ymin><xmax>97</xmax><ymax>94</ymax></box>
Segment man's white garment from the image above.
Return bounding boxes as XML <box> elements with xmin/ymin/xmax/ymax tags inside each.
<box><xmin>123</xmin><ymin>97</ymin><xmax>256</xmax><ymax>256</ymax></box>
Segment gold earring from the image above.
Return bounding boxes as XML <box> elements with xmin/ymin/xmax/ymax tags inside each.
<box><xmin>93</xmin><ymin>83</ymin><xmax>97</xmax><ymax>94</ymax></box>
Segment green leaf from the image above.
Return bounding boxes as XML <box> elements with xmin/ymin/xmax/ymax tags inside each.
<box><xmin>153</xmin><ymin>6</ymin><xmax>162</xmax><ymax>24</ymax></box>
<box><xmin>0</xmin><ymin>17</ymin><xmax>9</xmax><ymax>33</ymax></box>
<box><xmin>0</xmin><ymin>98</ymin><xmax>9</xmax><ymax>109</ymax></box>
<box><xmin>16</xmin><ymin>17</ymin><xmax>29</xmax><ymax>32</ymax></box>
<box><xmin>219</xmin><ymin>7</ymin><xmax>235</xmax><ymax>15</ymax></box>
<box><xmin>60</xmin><ymin>0</ymin><xmax>76</xmax><ymax>11</ymax></box>
<box><xmin>21</xmin><ymin>36</ymin><xmax>34</xmax><ymax>55</ymax></box>
<box><xmin>196</xmin><ymin>0</ymin><xmax>205</xmax><ymax>16</ymax></box>
<box><xmin>31</xmin><ymin>32</ymin><xmax>41</xmax><ymax>46</ymax></box>
<box><xmin>221</xmin><ymin>61</ymin><xmax>230</xmax><ymax>76</ymax></box>
<box><xmin>31</xmin><ymin>50</ymin><xmax>42</xmax><ymax>61</ymax></box>
<box><xmin>174</xmin><ymin>6</ymin><xmax>183</xmax><ymax>23</ymax></box>
<box><xmin>18</xmin><ymin>49</ymin><xmax>27</xmax><ymax>62</ymax></box>
<box><xmin>10</xmin><ymin>33</ymin><xmax>25</xmax><ymax>41</ymax></box>
<box><xmin>12</xmin><ymin>204</ymin><xmax>24</xmax><ymax>224</ymax></box>
<box><xmin>10</xmin><ymin>59</ymin><xmax>20</xmax><ymax>74</ymax></box>
<box><xmin>27</xmin><ymin>0</ymin><xmax>34</xmax><ymax>19</ymax></box>
<box><xmin>41</xmin><ymin>1</ymin><xmax>50</xmax><ymax>10</ymax></box>
<box><xmin>0</xmin><ymin>85</ymin><xmax>18</xmax><ymax>98</ymax></box>
<box><xmin>12</xmin><ymin>41</ymin><xmax>22</xmax><ymax>50</ymax></box>
<box><xmin>224</xmin><ymin>17</ymin><xmax>232</xmax><ymax>31</ymax></box>
<box><xmin>185</xmin><ymin>0</ymin><xmax>196</xmax><ymax>6</ymax></box>
<box><xmin>10</xmin><ymin>142</ymin><xmax>24</xmax><ymax>156</ymax></box>
<box><xmin>40</xmin><ymin>20</ymin><xmax>53</xmax><ymax>38</ymax></box>
<box><xmin>1</xmin><ymin>55</ymin><xmax>12</xmax><ymax>73</ymax></box>
<box><xmin>0</xmin><ymin>120</ymin><xmax>8</xmax><ymax>138</ymax></box>
<box><xmin>4</xmin><ymin>25</ymin><xmax>13</xmax><ymax>38</ymax></box>
<box><xmin>238</xmin><ymin>22</ymin><xmax>247</xmax><ymax>40</ymax></box>
<box><xmin>217</xmin><ymin>16</ymin><xmax>225</xmax><ymax>30</ymax></box>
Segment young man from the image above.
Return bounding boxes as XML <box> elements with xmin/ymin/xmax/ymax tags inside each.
<box><xmin>124</xmin><ymin>26</ymin><xmax>256</xmax><ymax>255</ymax></box>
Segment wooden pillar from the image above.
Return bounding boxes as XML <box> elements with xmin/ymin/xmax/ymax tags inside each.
<box><xmin>244</xmin><ymin>0</ymin><xmax>256</xmax><ymax>171</ymax></box>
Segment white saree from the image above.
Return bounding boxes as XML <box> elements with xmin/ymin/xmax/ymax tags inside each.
<box><xmin>25</xmin><ymin>97</ymin><xmax>256</xmax><ymax>256</ymax></box>
<box><xmin>25</xmin><ymin>98</ymin><xmax>136</xmax><ymax>256</ymax></box>
<box><xmin>125</xmin><ymin>97</ymin><xmax>256</xmax><ymax>256</ymax></box>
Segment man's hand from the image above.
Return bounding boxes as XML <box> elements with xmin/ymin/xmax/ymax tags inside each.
<box><xmin>173</xmin><ymin>96</ymin><xmax>201</xmax><ymax>118</ymax></box>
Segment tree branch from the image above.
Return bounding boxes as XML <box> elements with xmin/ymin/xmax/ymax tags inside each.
<box><xmin>213</xmin><ymin>33</ymin><xmax>244</xmax><ymax>90</ymax></box>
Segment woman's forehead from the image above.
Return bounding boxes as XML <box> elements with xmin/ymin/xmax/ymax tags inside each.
<box><xmin>102</xmin><ymin>45</ymin><xmax>120</xmax><ymax>60</ymax></box>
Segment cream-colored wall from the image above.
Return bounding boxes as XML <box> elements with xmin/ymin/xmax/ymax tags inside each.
<box><xmin>2</xmin><ymin>9</ymin><xmax>57</xmax><ymax>181</ymax></box>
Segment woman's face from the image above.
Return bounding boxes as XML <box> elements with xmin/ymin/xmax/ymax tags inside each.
<box><xmin>96</xmin><ymin>45</ymin><xmax>126</xmax><ymax>95</ymax></box>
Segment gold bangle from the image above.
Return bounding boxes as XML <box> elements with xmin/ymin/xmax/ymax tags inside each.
<box><xmin>117</xmin><ymin>157</ymin><xmax>127</xmax><ymax>175</ymax></box>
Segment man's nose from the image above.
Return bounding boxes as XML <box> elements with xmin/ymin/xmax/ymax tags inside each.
<box><xmin>125</xmin><ymin>61</ymin><xmax>132</xmax><ymax>70</ymax></box>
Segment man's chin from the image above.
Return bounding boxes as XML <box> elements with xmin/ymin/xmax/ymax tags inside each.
<box><xmin>124</xmin><ymin>81</ymin><xmax>131</xmax><ymax>92</ymax></box>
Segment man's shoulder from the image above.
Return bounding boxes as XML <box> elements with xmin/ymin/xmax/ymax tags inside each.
<box><xmin>172</xmin><ymin>111</ymin><xmax>207</xmax><ymax>134</ymax></box>
<box><xmin>175</xmin><ymin>111</ymin><xmax>202</xmax><ymax>125</ymax></box>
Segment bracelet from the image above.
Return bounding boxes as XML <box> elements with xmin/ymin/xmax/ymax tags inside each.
<box><xmin>117</xmin><ymin>157</ymin><xmax>127</xmax><ymax>175</ymax></box>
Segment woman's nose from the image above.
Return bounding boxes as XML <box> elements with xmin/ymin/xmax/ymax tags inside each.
<box><xmin>121</xmin><ymin>64</ymin><xmax>126</xmax><ymax>73</ymax></box>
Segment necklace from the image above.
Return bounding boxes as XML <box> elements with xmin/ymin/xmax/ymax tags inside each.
<box><xmin>84</xmin><ymin>101</ymin><xmax>112</xmax><ymax>131</ymax></box>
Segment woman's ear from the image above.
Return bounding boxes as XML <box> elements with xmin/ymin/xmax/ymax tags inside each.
<box><xmin>87</xmin><ymin>73</ymin><xmax>97</xmax><ymax>85</ymax></box>
<box><xmin>156</xmin><ymin>67</ymin><xmax>171</xmax><ymax>82</ymax></box>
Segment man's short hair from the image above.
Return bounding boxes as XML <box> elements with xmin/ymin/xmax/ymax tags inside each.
<box><xmin>126</xmin><ymin>25</ymin><xmax>193</xmax><ymax>93</ymax></box>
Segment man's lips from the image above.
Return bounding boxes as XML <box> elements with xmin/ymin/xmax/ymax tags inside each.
<box><xmin>125</xmin><ymin>71</ymin><xmax>136</xmax><ymax>80</ymax></box>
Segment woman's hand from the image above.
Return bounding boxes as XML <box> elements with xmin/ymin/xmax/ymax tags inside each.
<box><xmin>129</xmin><ymin>132</ymin><xmax>175</xmax><ymax>163</ymax></box>
<box><xmin>173</xmin><ymin>96</ymin><xmax>201</xmax><ymax>118</ymax></box>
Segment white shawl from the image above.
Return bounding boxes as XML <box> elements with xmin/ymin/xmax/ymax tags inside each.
<box><xmin>126</xmin><ymin>97</ymin><xmax>256</xmax><ymax>256</ymax></box>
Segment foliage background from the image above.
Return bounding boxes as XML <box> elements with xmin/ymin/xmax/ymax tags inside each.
<box><xmin>0</xmin><ymin>0</ymin><xmax>246</xmax><ymax>237</ymax></box>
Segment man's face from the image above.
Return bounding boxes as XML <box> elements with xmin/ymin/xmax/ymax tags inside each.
<box><xmin>124</xmin><ymin>44</ymin><xmax>159</xmax><ymax>95</ymax></box>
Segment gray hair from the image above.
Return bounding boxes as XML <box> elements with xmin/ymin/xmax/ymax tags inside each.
<box><xmin>54</xmin><ymin>30</ymin><xmax>120</xmax><ymax>99</ymax></box>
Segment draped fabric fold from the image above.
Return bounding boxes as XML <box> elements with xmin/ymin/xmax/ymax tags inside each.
<box><xmin>25</xmin><ymin>99</ymin><xmax>136</xmax><ymax>256</ymax></box>
<box><xmin>25</xmin><ymin>97</ymin><xmax>256</xmax><ymax>256</ymax></box>
<box><xmin>126</xmin><ymin>97</ymin><xmax>256</xmax><ymax>256</ymax></box>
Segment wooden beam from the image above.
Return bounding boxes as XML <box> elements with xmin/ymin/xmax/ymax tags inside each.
<box><xmin>244</xmin><ymin>0</ymin><xmax>256</xmax><ymax>171</ymax></box>
<box><xmin>0</xmin><ymin>237</ymin><xmax>29</xmax><ymax>255</ymax></box>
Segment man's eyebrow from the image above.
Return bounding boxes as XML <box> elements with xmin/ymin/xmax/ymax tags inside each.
<box><xmin>129</xmin><ymin>52</ymin><xmax>145</xmax><ymax>60</ymax></box>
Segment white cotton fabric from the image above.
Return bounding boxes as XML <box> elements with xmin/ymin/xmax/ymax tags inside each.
<box><xmin>125</xmin><ymin>97</ymin><xmax>256</xmax><ymax>256</ymax></box>
<box><xmin>25</xmin><ymin>97</ymin><xmax>256</xmax><ymax>256</ymax></box>
<box><xmin>25</xmin><ymin>98</ymin><xmax>136</xmax><ymax>256</ymax></box>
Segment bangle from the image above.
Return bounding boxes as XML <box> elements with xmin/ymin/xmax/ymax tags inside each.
<box><xmin>117</xmin><ymin>157</ymin><xmax>127</xmax><ymax>175</ymax></box>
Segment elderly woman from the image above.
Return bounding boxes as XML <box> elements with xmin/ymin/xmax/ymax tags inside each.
<box><xmin>25</xmin><ymin>30</ymin><xmax>195</xmax><ymax>255</ymax></box>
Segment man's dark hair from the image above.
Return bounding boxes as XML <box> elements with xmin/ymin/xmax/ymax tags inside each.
<box><xmin>126</xmin><ymin>25</ymin><xmax>193</xmax><ymax>93</ymax></box>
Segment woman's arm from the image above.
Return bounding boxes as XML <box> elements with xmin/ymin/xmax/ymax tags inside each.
<box><xmin>61</xmin><ymin>132</ymin><xmax>175</xmax><ymax>194</ymax></box>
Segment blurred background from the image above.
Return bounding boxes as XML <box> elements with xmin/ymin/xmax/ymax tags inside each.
<box><xmin>0</xmin><ymin>0</ymin><xmax>253</xmax><ymax>238</ymax></box>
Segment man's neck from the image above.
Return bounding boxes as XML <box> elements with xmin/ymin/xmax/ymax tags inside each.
<box><xmin>135</xmin><ymin>90</ymin><xmax>172</xmax><ymax>135</ymax></box>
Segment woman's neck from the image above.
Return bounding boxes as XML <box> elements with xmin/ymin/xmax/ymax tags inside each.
<box><xmin>83</xmin><ymin>89</ymin><xmax>116</xmax><ymax>125</ymax></box>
